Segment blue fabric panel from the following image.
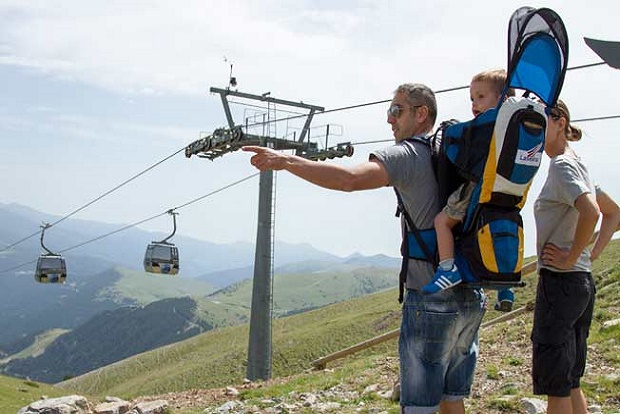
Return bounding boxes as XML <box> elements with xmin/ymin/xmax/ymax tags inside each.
<box><xmin>445</xmin><ymin>109</ymin><xmax>496</xmax><ymax>166</ymax></box>
<box><xmin>489</xmin><ymin>219</ymin><xmax>520</xmax><ymax>272</ymax></box>
<box><xmin>454</xmin><ymin>252</ymin><xmax>478</xmax><ymax>283</ymax></box>
<box><xmin>510</xmin><ymin>124</ymin><xmax>545</xmax><ymax>184</ymax></box>
<box><xmin>445</xmin><ymin>122</ymin><xmax>466</xmax><ymax>163</ymax></box>
<box><xmin>463</xmin><ymin>182</ymin><xmax>482</xmax><ymax>231</ymax></box>
<box><xmin>511</xmin><ymin>162</ymin><xmax>539</xmax><ymax>184</ymax></box>
<box><xmin>508</xmin><ymin>35</ymin><xmax>561</xmax><ymax>105</ymax></box>
<box><xmin>407</xmin><ymin>228</ymin><xmax>438</xmax><ymax>261</ymax></box>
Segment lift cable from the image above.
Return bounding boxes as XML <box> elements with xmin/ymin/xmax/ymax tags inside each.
<box><xmin>243</xmin><ymin>60</ymin><xmax>610</xmax><ymax>130</ymax></box>
<box><xmin>0</xmin><ymin>60</ymin><xmax>614</xmax><ymax>253</ymax></box>
<box><xmin>571</xmin><ymin>114</ymin><xmax>620</xmax><ymax>123</ymax></box>
<box><xmin>53</xmin><ymin>148</ymin><xmax>187</xmax><ymax>228</ymax></box>
<box><xmin>4</xmin><ymin>112</ymin><xmax>617</xmax><ymax>272</ymax></box>
<box><xmin>0</xmin><ymin>230</ymin><xmax>45</xmax><ymax>255</ymax></box>
<box><xmin>349</xmin><ymin>113</ymin><xmax>620</xmax><ymax>147</ymax></box>
<box><xmin>0</xmin><ymin>147</ymin><xmax>186</xmax><ymax>254</ymax></box>
<box><xmin>0</xmin><ymin>172</ymin><xmax>260</xmax><ymax>275</ymax></box>
<box><xmin>228</xmin><ymin>99</ymin><xmax>305</xmax><ymax>116</ymax></box>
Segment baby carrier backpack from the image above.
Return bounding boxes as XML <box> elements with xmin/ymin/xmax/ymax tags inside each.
<box><xmin>395</xmin><ymin>7</ymin><xmax>569</xmax><ymax>300</ymax></box>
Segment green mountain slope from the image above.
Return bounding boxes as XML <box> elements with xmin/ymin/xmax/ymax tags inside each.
<box><xmin>0</xmin><ymin>265</ymin><xmax>216</xmax><ymax>350</ymax></box>
<box><xmin>98</xmin><ymin>266</ymin><xmax>216</xmax><ymax>305</ymax></box>
<box><xmin>2</xmin><ymin>296</ymin><xmax>250</xmax><ymax>384</ymax></box>
<box><xmin>0</xmin><ymin>375</ymin><xmax>71</xmax><ymax>414</ymax></box>
<box><xmin>209</xmin><ymin>264</ymin><xmax>398</xmax><ymax>317</ymax></box>
<box><xmin>2</xmin><ymin>263</ymin><xmax>396</xmax><ymax>385</ymax></box>
<box><xmin>6</xmin><ymin>240</ymin><xmax>619</xmax><ymax>413</ymax></box>
<box><xmin>57</xmin><ymin>286</ymin><xmax>403</xmax><ymax>398</ymax></box>
<box><xmin>0</xmin><ymin>329</ymin><xmax>69</xmax><ymax>365</ymax></box>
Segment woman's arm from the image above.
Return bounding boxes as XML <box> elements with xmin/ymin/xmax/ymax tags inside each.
<box><xmin>542</xmin><ymin>192</ymin><xmax>600</xmax><ymax>269</ymax></box>
<box><xmin>590</xmin><ymin>187</ymin><xmax>620</xmax><ymax>261</ymax></box>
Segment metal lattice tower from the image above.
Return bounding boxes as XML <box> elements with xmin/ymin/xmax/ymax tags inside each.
<box><xmin>185</xmin><ymin>87</ymin><xmax>354</xmax><ymax>380</ymax></box>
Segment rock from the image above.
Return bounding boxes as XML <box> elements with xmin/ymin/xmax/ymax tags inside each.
<box><xmin>362</xmin><ymin>383</ymin><xmax>379</xmax><ymax>395</ymax></box>
<box><xmin>133</xmin><ymin>400</ymin><xmax>168</xmax><ymax>414</ymax></box>
<box><xmin>94</xmin><ymin>400</ymin><xmax>130</xmax><ymax>414</ymax></box>
<box><xmin>391</xmin><ymin>380</ymin><xmax>400</xmax><ymax>402</ymax></box>
<box><xmin>104</xmin><ymin>397</ymin><xmax>126</xmax><ymax>403</ymax></box>
<box><xmin>208</xmin><ymin>400</ymin><xmax>242</xmax><ymax>413</ymax></box>
<box><xmin>521</xmin><ymin>397</ymin><xmax>546</xmax><ymax>414</ymax></box>
<box><xmin>224</xmin><ymin>386</ymin><xmax>239</xmax><ymax>396</ymax></box>
<box><xmin>588</xmin><ymin>404</ymin><xmax>603</xmax><ymax>414</ymax></box>
<box><xmin>601</xmin><ymin>318</ymin><xmax>620</xmax><ymax>329</ymax></box>
<box><xmin>316</xmin><ymin>401</ymin><xmax>341</xmax><ymax>411</ymax></box>
<box><xmin>18</xmin><ymin>395</ymin><xmax>91</xmax><ymax>414</ymax></box>
<box><xmin>377</xmin><ymin>390</ymin><xmax>392</xmax><ymax>399</ymax></box>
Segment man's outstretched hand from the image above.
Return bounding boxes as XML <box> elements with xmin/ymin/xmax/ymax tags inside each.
<box><xmin>243</xmin><ymin>146</ymin><xmax>289</xmax><ymax>171</ymax></box>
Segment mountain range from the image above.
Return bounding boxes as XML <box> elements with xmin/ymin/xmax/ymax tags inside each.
<box><xmin>0</xmin><ymin>202</ymin><xmax>400</xmax><ymax>383</ymax></box>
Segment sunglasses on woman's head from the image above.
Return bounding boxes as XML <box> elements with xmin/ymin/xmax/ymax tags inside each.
<box><xmin>549</xmin><ymin>109</ymin><xmax>562</xmax><ymax>120</ymax></box>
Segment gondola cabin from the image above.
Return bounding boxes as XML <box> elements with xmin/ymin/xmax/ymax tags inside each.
<box><xmin>143</xmin><ymin>242</ymin><xmax>179</xmax><ymax>275</ymax></box>
<box><xmin>35</xmin><ymin>254</ymin><xmax>67</xmax><ymax>283</ymax></box>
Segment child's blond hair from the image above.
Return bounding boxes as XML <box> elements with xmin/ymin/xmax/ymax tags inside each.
<box><xmin>472</xmin><ymin>69</ymin><xmax>515</xmax><ymax>97</ymax></box>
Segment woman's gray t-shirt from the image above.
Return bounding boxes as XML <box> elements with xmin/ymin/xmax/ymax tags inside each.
<box><xmin>534</xmin><ymin>152</ymin><xmax>596</xmax><ymax>272</ymax></box>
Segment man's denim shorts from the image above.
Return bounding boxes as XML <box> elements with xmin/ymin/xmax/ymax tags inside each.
<box><xmin>399</xmin><ymin>287</ymin><xmax>486</xmax><ymax>414</ymax></box>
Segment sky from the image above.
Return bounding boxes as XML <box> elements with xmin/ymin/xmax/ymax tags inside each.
<box><xmin>1</xmin><ymin>0</ymin><xmax>619</xmax><ymax>261</ymax></box>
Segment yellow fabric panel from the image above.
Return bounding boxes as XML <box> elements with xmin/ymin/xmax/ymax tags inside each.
<box><xmin>480</xmin><ymin>133</ymin><xmax>498</xmax><ymax>204</ymax></box>
<box><xmin>478</xmin><ymin>224</ymin><xmax>498</xmax><ymax>272</ymax></box>
<box><xmin>517</xmin><ymin>181</ymin><xmax>533</xmax><ymax>210</ymax></box>
<box><xmin>515</xmin><ymin>225</ymin><xmax>524</xmax><ymax>272</ymax></box>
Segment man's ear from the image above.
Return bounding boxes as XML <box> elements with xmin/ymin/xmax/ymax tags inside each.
<box><xmin>416</xmin><ymin>105</ymin><xmax>429</xmax><ymax>122</ymax></box>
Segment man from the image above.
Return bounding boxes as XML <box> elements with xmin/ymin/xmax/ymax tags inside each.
<box><xmin>243</xmin><ymin>83</ymin><xmax>486</xmax><ymax>414</ymax></box>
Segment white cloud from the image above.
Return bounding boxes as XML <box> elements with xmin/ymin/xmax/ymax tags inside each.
<box><xmin>0</xmin><ymin>0</ymin><xmax>618</xmax><ymax>258</ymax></box>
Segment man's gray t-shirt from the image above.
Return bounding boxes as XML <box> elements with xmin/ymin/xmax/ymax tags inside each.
<box><xmin>371</xmin><ymin>139</ymin><xmax>439</xmax><ymax>289</ymax></box>
<box><xmin>534</xmin><ymin>152</ymin><xmax>596</xmax><ymax>272</ymax></box>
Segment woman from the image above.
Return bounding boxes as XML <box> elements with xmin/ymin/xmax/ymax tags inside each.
<box><xmin>531</xmin><ymin>99</ymin><xmax>620</xmax><ymax>414</ymax></box>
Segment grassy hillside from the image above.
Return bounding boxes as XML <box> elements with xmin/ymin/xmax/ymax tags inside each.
<box><xmin>2</xmin><ymin>262</ymin><xmax>397</xmax><ymax>386</ymax></box>
<box><xmin>57</xmin><ymin>285</ymin><xmax>403</xmax><ymax>398</ymax></box>
<box><xmin>8</xmin><ymin>240</ymin><xmax>620</xmax><ymax>413</ymax></box>
<box><xmin>0</xmin><ymin>329</ymin><xmax>69</xmax><ymax>365</ymax></box>
<box><xmin>3</xmin><ymin>297</ymin><xmax>231</xmax><ymax>384</ymax></box>
<box><xmin>209</xmin><ymin>264</ymin><xmax>398</xmax><ymax>317</ymax></box>
<box><xmin>0</xmin><ymin>265</ymin><xmax>216</xmax><ymax>349</ymax></box>
<box><xmin>97</xmin><ymin>266</ymin><xmax>216</xmax><ymax>305</ymax></box>
<box><xmin>0</xmin><ymin>375</ymin><xmax>74</xmax><ymax>413</ymax></box>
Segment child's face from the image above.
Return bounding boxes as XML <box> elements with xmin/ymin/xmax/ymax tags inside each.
<box><xmin>469</xmin><ymin>81</ymin><xmax>501</xmax><ymax>117</ymax></box>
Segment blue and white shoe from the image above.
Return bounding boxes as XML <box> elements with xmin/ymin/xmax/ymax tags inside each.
<box><xmin>494</xmin><ymin>288</ymin><xmax>515</xmax><ymax>312</ymax></box>
<box><xmin>422</xmin><ymin>265</ymin><xmax>462</xmax><ymax>294</ymax></box>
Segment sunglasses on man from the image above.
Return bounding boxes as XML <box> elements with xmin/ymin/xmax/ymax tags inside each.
<box><xmin>387</xmin><ymin>103</ymin><xmax>424</xmax><ymax>118</ymax></box>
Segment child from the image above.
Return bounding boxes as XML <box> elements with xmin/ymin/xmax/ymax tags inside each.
<box><xmin>422</xmin><ymin>69</ymin><xmax>515</xmax><ymax>312</ymax></box>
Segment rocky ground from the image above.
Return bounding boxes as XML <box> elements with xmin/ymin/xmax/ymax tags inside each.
<box><xmin>21</xmin><ymin>308</ymin><xmax>619</xmax><ymax>413</ymax></box>
<box><xmin>131</xmin><ymin>310</ymin><xmax>620</xmax><ymax>414</ymax></box>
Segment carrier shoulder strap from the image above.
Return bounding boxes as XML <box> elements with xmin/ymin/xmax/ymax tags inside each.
<box><xmin>394</xmin><ymin>135</ymin><xmax>436</xmax><ymax>303</ymax></box>
<box><xmin>405</xmin><ymin>134</ymin><xmax>432</xmax><ymax>146</ymax></box>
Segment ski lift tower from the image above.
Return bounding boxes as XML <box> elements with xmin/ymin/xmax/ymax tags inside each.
<box><xmin>185</xmin><ymin>87</ymin><xmax>353</xmax><ymax>381</ymax></box>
